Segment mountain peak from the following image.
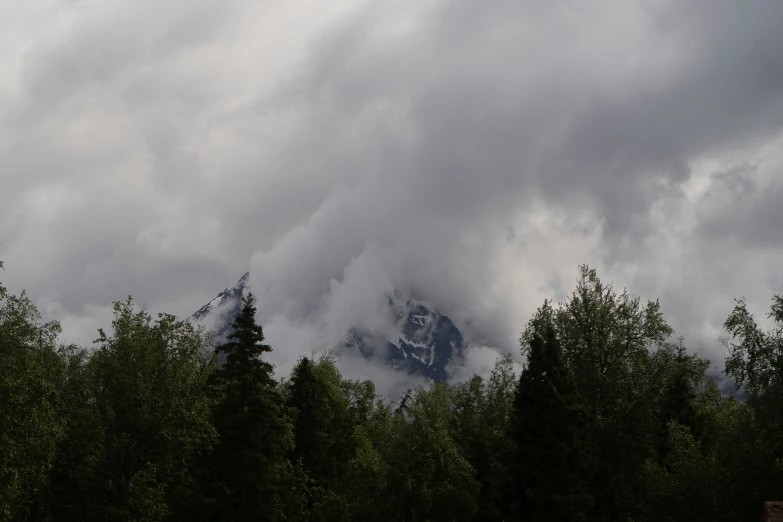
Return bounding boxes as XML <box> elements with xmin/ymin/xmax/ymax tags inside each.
<box><xmin>345</xmin><ymin>293</ymin><xmax>464</xmax><ymax>381</ymax></box>
<box><xmin>191</xmin><ymin>272</ymin><xmax>248</xmax><ymax>324</ymax></box>
<box><xmin>191</xmin><ymin>273</ymin><xmax>465</xmax><ymax>381</ymax></box>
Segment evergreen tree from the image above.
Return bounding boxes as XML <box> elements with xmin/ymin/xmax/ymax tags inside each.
<box><xmin>8</xmin><ymin>261</ymin><xmax>783</xmax><ymax>521</ymax></box>
<box><xmin>287</xmin><ymin>357</ymin><xmax>337</xmax><ymax>488</ymax></box>
<box><xmin>204</xmin><ymin>293</ymin><xmax>293</xmax><ymax>522</ymax></box>
<box><xmin>283</xmin><ymin>356</ymin><xmax>339</xmax><ymax>521</ymax></box>
<box><xmin>284</xmin><ymin>353</ymin><xmax>383</xmax><ymax>520</ymax></box>
<box><xmin>508</xmin><ymin>302</ymin><xmax>592</xmax><ymax>521</ymax></box>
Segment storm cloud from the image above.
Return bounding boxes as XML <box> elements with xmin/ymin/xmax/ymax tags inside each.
<box><xmin>2</xmin><ymin>0</ymin><xmax>783</xmax><ymax>389</ymax></box>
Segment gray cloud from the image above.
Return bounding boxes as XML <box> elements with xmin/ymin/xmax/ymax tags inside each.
<box><xmin>2</xmin><ymin>0</ymin><xmax>783</xmax><ymax>386</ymax></box>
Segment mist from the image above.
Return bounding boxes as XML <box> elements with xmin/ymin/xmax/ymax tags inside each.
<box><xmin>2</xmin><ymin>0</ymin><xmax>783</xmax><ymax>388</ymax></box>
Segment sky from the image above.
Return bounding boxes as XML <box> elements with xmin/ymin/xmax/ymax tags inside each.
<box><xmin>2</xmin><ymin>0</ymin><xmax>783</xmax><ymax>393</ymax></box>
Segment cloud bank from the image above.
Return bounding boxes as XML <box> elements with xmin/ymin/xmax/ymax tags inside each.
<box><xmin>2</xmin><ymin>0</ymin><xmax>783</xmax><ymax>390</ymax></box>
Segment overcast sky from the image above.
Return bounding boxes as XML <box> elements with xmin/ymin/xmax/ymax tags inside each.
<box><xmin>2</xmin><ymin>0</ymin><xmax>783</xmax><ymax>389</ymax></box>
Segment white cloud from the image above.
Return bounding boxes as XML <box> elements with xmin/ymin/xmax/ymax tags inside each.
<box><xmin>1</xmin><ymin>0</ymin><xmax>783</xmax><ymax>389</ymax></box>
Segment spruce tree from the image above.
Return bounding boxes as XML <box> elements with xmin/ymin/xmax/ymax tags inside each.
<box><xmin>285</xmin><ymin>355</ymin><xmax>360</xmax><ymax>520</ymax></box>
<box><xmin>508</xmin><ymin>302</ymin><xmax>592</xmax><ymax>521</ymax></box>
<box><xmin>206</xmin><ymin>293</ymin><xmax>293</xmax><ymax>522</ymax></box>
<box><xmin>287</xmin><ymin>357</ymin><xmax>336</xmax><ymax>487</ymax></box>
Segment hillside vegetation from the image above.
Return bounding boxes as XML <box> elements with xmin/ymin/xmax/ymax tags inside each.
<box><xmin>2</xmin><ymin>262</ymin><xmax>781</xmax><ymax>521</ymax></box>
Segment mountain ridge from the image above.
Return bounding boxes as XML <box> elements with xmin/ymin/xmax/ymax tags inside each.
<box><xmin>191</xmin><ymin>273</ymin><xmax>465</xmax><ymax>381</ymax></box>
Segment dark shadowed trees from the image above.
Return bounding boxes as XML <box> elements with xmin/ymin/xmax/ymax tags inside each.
<box><xmin>509</xmin><ymin>302</ymin><xmax>592</xmax><ymax>521</ymax></box>
<box><xmin>4</xmin><ymin>262</ymin><xmax>783</xmax><ymax>521</ymax></box>
<box><xmin>204</xmin><ymin>293</ymin><xmax>293</xmax><ymax>522</ymax></box>
<box><xmin>0</xmin><ymin>262</ymin><xmax>68</xmax><ymax>521</ymax></box>
<box><xmin>41</xmin><ymin>298</ymin><xmax>218</xmax><ymax>521</ymax></box>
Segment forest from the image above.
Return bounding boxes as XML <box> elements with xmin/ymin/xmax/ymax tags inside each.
<box><xmin>2</xmin><ymin>261</ymin><xmax>782</xmax><ymax>521</ymax></box>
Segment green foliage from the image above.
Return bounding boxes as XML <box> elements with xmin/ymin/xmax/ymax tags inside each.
<box><xmin>510</xmin><ymin>304</ymin><xmax>592</xmax><ymax>521</ymax></box>
<box><xmin>0</xmin><ymin>264</ymin><xmax>68</xmax><ymax>521</ymax></box>
<box><xmin>338</xmin><ymin>391</ymin><xmax>394</xmax><ymax>521</ymax></box>
<box><xmin>535</xmin><ymin>266</ymin><xmax>675</xmax><ymax>519</ymax></box>
<box><xmin>724</xmin><ymin>294</ymin><xmax>783</xmax><ymax>426</ymax></box>
<box><xmin>287</xmin><ymin>355</ymin><xmax>341</xmax><ymax>487</ymax></box>
<box><xmin>637</xmin><ymin>420</ymin><xmax>719</xmax><ymax>522</ymax></box>
<box><xmin>44</xmin><ymin>298</ymin><xmax>219</xmax><ymax>521</ymax></box>
<box><xmin>718</xmin><ymin>292</ymin><xmax>783</xmax><ymax>517</ymax></box>
<box><xmin>451</xmin><ymin>357</ymin><xmax>516</xmax><ymax>521</ymax></box>
<box><xmin>4</xmin><ymin>262</ymin><xmax>783</xmax><ymax>521</ymax></box>
<box><xmin>204</xmin><ymin>293</ymin><xmax>294</xmax><ymax>522</ymax></box>
<box><xmin>384</xmin><ymin>383</ymin><xmax>479</xmax><ymax>521</ymax></box>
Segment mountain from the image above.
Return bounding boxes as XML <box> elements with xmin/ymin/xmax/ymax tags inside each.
<box><xmin>343</xmin><ymin>293</ymin><xmax>464</xmax><ymax>381</ymax></box>
<box><xmin>190</xmin><ymin>273</ymin><xmax>465</xmax><ymax>382</ymax></box>
<box><xmin>191</xmin><ymin>272</ymin><xmax>248</xmax><ymax>343</ymax></box>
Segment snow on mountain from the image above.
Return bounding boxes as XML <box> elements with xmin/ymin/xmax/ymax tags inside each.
<box><xmin>343</xmin><ymin>292</ymin><xmax>464</xmax><ymax>381</ymax></box>
<box><xmin>191</xmin><ymin>273</ymin><xmax>465</xmax><ymax>382</ymax></box>
<box><xmin>191</xmin><ymin>272</ymin><xmax>248</xmax><ymax>343</ymax></box>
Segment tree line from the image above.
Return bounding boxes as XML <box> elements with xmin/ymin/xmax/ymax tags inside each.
<box><xmin>2</xmin><ymin>261</ymin><xmax>782</xmax><ymax>521</ymax></box>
